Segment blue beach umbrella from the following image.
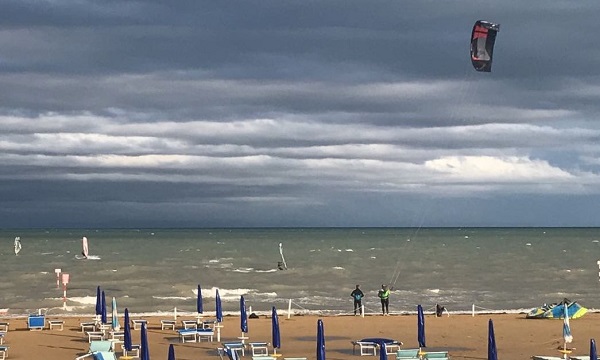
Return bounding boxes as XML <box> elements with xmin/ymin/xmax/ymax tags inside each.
<box><xmin>216</xmin><ymin>289</ymin><xmax>223</xmax><ymax>323</ymax></box>
<box><xmin>379</xmin><ymin>343</ymin><xmax>388</xmax><ymax>360</ymax></box>
<box><xmin>417</xmin><ymin>304</ymin><xmax>426</xmax><ymax>348</ymax></box>
<box><xmin>590</xmin><ymin>339</ymin><xmax>597</xmax><ymax>360</ymax></box>
<box><xmin>111</xmin><ymin>297</ymin><xmax>120</xmax><ymax>331</ymax></box>
<box><xmin>240</xmin><ymin>296</ymin><xmax>248</xmax><ymax>334</ymax></box>
<box><xmin>197</xmin><ymin>284</ymin><xmax>204</xmax><ymax>315</ymax></box>
<box><xmin>272</xmin><ymin>306</ymin><xmax>281</xmax><ymax>354</ymax></box>
<box><xmin>488</xmin><ymin>319</ymin><xmax>497</xmax><ymax>360</ymax></box>
<box><xmin>101</xmin><ymin>290</ymin><xmax>107</xmax><ymax>324</ymax></box>
<box><xmin>95</xmin><ymin>286</ymin><xmax>102</xmax><ymax>316</ymax></box>
<box><xmin>141</xmin><ymin>322</ymin><xmax>150</xmax><ymax>360</ymax></box>
<box><xmin>168</xmin><ymin>343</ymin><xmax>175</xmax><ymax>360</ymax></box>
<box><xmin>124</xmin><ymin>308</ymin><xmax>132</xmax><ymax>354</ymax></box>
<box><xmin>317</xmin><ymin>319</ymin><xmax>325</xmax><ymax>360</ymax></box>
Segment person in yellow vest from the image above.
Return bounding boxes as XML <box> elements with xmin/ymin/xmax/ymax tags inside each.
<box><xmin>378</xmin><ymin>284</ymin><xmax>391</xmax><ymax>315</ymax></box>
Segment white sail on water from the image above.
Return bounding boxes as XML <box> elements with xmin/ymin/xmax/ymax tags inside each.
<box><xmin>14</xmin><ymin>237</ymin><xmax>21</xmax><ymax>255</ymax></box>
<box><xmin>278</xmin><ymin>243</ymin><xmax>288</xmax><ymax>270</ymax></box>
<box><xmin>82</xmin><ymin>236</ymin><xmax>89</xmax><ymax>258</ymax></box>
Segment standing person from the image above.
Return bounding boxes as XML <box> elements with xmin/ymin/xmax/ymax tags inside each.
<box><xmin>350</xmin><ymin>285</ymin><xmax>364</xmax><ymax>316</ymax></box>
<box><xmin>378</xmin><ymin>284</ymin><xmax>391</xmax><ymax>315</ymax></box>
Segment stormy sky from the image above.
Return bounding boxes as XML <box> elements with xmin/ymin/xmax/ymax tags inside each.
<box><xmin>2</xmin><ymin>0</ymin><xmax>600</xmax><ymax>228</ymax></box>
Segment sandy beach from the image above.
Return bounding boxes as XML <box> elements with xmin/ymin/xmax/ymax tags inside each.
<box><xmin>1</xmin><ymin>312</ymin><xmax>599</xmax><ymax>360</ymax></box>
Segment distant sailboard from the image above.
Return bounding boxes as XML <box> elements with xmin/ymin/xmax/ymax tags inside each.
<box><xmin>75</xmin><ymin>236</ymin><xmax>101</xmax><ymax>260</ymax></box>
<box><xmin>14</xmin><ymin>237</ymin><xmax>22</xmax><ymax>255</ymax></box>
<box><xmin>277</xmin><ymin>243</ymin><xmax>288</xmax><ymax>270</ymax></box>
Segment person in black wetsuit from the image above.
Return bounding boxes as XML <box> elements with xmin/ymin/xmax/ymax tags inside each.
<box><xmin>350</xmin><ymin>285</ymin><xmax>364</xmax><ymax>315</ymax></box>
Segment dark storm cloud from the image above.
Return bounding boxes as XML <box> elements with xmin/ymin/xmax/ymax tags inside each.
<box><xmin>1</xmin><ymin>0</ymin><xmax>600</xmax><ymax>227</ymax></box>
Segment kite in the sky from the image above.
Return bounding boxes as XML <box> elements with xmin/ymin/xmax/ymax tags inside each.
<box><xmin>470</xmin><ymin>20</ymin><xmax>500</xmax><ymax>72</ymax></box>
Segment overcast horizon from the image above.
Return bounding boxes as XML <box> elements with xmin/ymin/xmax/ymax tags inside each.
<box><xmin>2</xmin><ymin>1</ymin><xmax>600</xmax><ymax>228</ymax></box>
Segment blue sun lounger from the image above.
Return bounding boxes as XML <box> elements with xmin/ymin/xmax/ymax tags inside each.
<box><xmin>27</xmin><ymin>314</ymin><xmax>45</xmax><ymax>330</ymax></box>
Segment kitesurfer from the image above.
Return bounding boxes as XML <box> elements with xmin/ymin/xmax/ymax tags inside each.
<box><xmin>350</xmin><ymin>284</ymin><xmax>364</xmax><ymax>316</ymax></box>
<box><xmin>378</xmin><ymin>284</ymin><xmax>391</xmax><ymax>315</ymax></box>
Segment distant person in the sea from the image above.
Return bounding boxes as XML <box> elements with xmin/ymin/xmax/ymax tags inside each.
<box><xmin>350</xmin><ymin>284</ymin><xmax>364</xmax><ymax>316</ymax></box>
<box><xmin>378</xmin><ymin>284</ymin><xmax>391</xmax><ymax>315</ymax></box>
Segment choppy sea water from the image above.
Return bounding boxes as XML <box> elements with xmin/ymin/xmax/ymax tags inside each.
<box><xmin>1</xmin><ymin>228</ymin><xmax>599</xmax><ymax>317</ymax></box>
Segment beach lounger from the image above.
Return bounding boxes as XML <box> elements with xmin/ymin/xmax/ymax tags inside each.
<box><xmin>0</xmin><ymin>332</ymin><xmax>4</xmax><ymax>345</ymax></box>
<box><xmin>118</xmin><ymin>342</ymin><xmax>140</xmax><ymax>358</ymax></box>
<box><xmin>27</xmin><ymin>314</ymin><xmax>45</xmax><ymax>330</ymax></box>
<box><xmin>396</xmin><ymin>349</ymin><xmax>420</xmax><ymax>360</ymax></box>
<box><xmin>531</xmin><ymin>357</ymin><xmax>565</xmax><ymax>360</ymax></box>
<box><xmin>91</xmin><ymin>351</ymin><xmax>118</xmax><ymax>360</ymax></box>
<box><xmin>0</xmin><ymin>323</ymin><xmax>8</xmax><ymax>332</ymax></box>
<box><xmin>252</xmin><ymin>357</ymin><xmax>278</xmax><ymax>360</ymax></box>
<box><xmin>161</xmin><ymin>320</ymin><xmax>176</xmax><ymax>330</ymax></box>
<box><xmin>197</xmin><ymin>329</ymin><xmax>215</xmax><ymax>342</ymax></box>
<box><xmin>571</xmin><ymin>356</ymin><xmax>595</xmax><ymax>360</ymax></box>
<box><xmin>48</xmin><ymin>319</ymin><xmax>65</xmax><ymax>330</ymax></box>
<box><xmin>0</xmin><ymin>346</ymin><xmax>8</xmax><ymax>360</ymax></box>
<box><xmin>249</xmin><ymin>342</ymin><xmax>270</xmax><ymax>356</ymax></box>
<box><xmin>178</xmin><ymin>329</ymin><xmax>197</xmax><ymax>343</ymax></box>
<box><xmin>424</xmin><ymin>351</ymin><xmax>449</xmax><ymax>359</ymax></box>
<box><xmin>284</xmin><ymin>358</ymin><xmax>308</xmax><ymax>360</ymax></box>
<box><xmin>223</xmin><ymin>342</ymin><xmax>246</xmax><ymax>357</ymax></box>
<box><xmin>131</xmin><ymin>319</ymin><xmax>147</xmax><ymax>330</ymax></box>
<box><xmin>182</xmin><ymin>320</ymin><xmax>198</xmax><ymax>329</ymax></box>
<box><xmin>80</xmin><ymin>322</ymin><xmax>96</xmax><ymax>333</ymax></box>
<box><xmin>87</xmin><ymin>331</ymin><xmax>105</xmax><ymax>342</ymax></box>
<box><xmin>352</xmin><ymin>341</ymin><xmax>377</xmax><ymax>356</ymax></box>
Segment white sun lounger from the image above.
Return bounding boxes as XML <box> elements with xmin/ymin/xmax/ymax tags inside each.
<box><xmin>0</xmin><ymin>346</ymin><xmax>8</xmax><ymax>360</ymax></box>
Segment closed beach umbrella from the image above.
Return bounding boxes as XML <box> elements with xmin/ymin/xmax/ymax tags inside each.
<box><xmin>111</xmin><ymin>297</ymin><xmax>120</xmax><ymax>331</ymax></box>
<box><xmin>95</xmin><ymin>286</ymin><xmax>102</xmax><ymax>316</ymax></box>
<box><xmin>417</xmin><ymin>304</ymin><xmax>426</xmax><ymax>348</ymax></box>
<box><xmin>124</xmin><ymin>308</ymin><xmax>132</xmax><ymax>353</ymax></box>
<box><xmin>563</xmin><ymin>303</ymin><xmax>573</xmax><ymax>345</ymax></box>
<box><xmin>317</xmin><ymin>319</ymin><xmax>325</xmax><ymax>360</ymax></box>
<box><xmin>168</xmin><ymin>344</ymin><xmax>175</xmax><ymax>360</ymax></box>
<box><xmin>240</xmin><ymin>296</ymin><xmax>248</xmax><ymax>335</ymax></box>
<box><xmin>197</xmin><ymin>284</ymin><xmax>204</xmax><ymax>315</ymax></box>
<box><xmin>141</xmin><ymin>322</ymin><xmax>150</xmax><ymax>360</ymax></box>
<box><xmin>216</xmin><ymin>289</ymin><xmax>223</xmax><ymax>323</ymax></box>
<box><xmin>590</xmin><ymin>339</ymin><xmax>597</xmax><ymax>360</ymax></box>
<box><xmin>101</xmin><ymin>290</ymin><xmax>107</xmax><ymax>324</ymax></box>
<box><xmin>488</xmin><ymin>319</ymin><xmax>497</xmax><ymax>360</ymax></box>
<box><xmin>272</xmin><ymin>306</ymin><xmax>281</xmax><ymax>354</ymax></box>
<box><xmin>379</xmin><ymin>343</ymin><xmax>388</xmax><ymax>360</ymax></box>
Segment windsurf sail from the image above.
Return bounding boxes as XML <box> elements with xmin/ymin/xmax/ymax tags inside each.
<box><xmin>14</xmin><ymin>237</ymin><xmax>21</xmax><ymax>255</ymax></box>
<box><xmin>82</xmin><ymin>236</ymin><xmax>89</xmax><ymax>258</ymax></box>
<box><xmin>278</xmin><ymin>243</ymin><xmax>288</xmax><ymax>270</ymax></box>
<box><xmin>470</xmin><ymin>20</ymin><xmax>500</xmax><ymax>72</ymax></box>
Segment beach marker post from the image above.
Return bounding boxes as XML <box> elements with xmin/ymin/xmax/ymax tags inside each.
<box><xmin>55</xmin><ymin>268</ymin><xmax>61</xmax><ymax>289</ymax></box>
<box><xmin>361</xmin><ymin>304</ymin><xmax>365</xmax><ymax>318</ymax></box>
<box><xmin>472</xmin><ymin>304</ymin><xmax>475</xmax><ymax>317</ymax></box>
<box><xmin>597</xmin><ymin>260</ymin><xmax>600</xmax><ymax>281</ymax></box>
<box><xmin>61</xmin><ymin>273</ymin><xmax>70</xmax><ymax>309</ymax></box>
<box><xmin>287</xmin><ymin>299</ymin><xmax>292</xmax><ymax>319</ymax></box>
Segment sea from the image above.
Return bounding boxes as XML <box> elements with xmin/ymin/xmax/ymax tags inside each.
<box><xmin>1</xmin><ymin>227</ymin><xmax>599</xmax><ymax>318</ymax></box>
